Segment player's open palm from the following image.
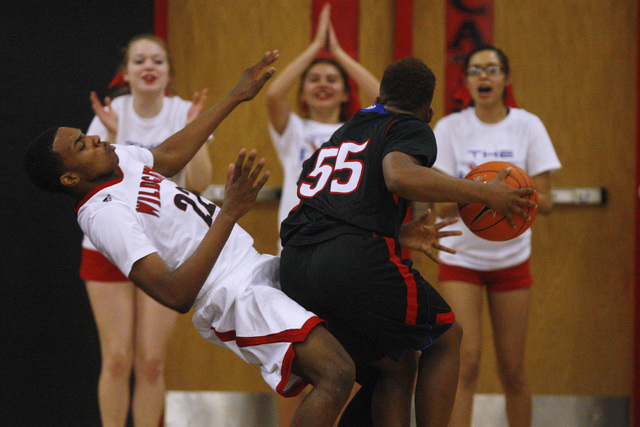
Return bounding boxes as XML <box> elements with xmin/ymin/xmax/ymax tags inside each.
<box><xmin>229</xmin><ymin>51</ymin><xmax>279</xmax><ymax>102</ymax></box>
<box><xmin>222</xmin><ymin>149</ymin><xmax>270</xmax><ymax>221</ymax></box>
<box><xmin>398</xmin><ymin>209</ymin><xmax>462</xmax><ymax>264</ymax></box>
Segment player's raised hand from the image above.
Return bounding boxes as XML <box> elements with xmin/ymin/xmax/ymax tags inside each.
<box><xmin>398</xmin><ymin>209</ymin><xmax>462</xmax><ymax>264</ymax></box>
<box><xmin>228</xmin><ymin>51</ymin><xmax>280</xmax><ymax>103</ymax></box>
<box><xmin>222</xmin><ymin>149</ymin><xmax>270</xmax><ymax>221</ymax></box>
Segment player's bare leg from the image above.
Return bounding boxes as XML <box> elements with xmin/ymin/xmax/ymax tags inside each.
<box><xmin>369</xmin><ymin>351</ymin><xmax>419</xmax><ymax>426</ymax></box>
<box><xmin>414</xmin><ymin>321</ymin><xmax>462</xmax><ymax>426</ymax></box>
<box><xmin>290</xmin><ymin>325</ymin><xmax>355</xmax><ymax>426</ymax></box>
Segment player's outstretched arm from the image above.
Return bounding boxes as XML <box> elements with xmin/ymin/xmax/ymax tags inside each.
<box><xmin>383</xmin><ymin>151</ymin><xmax>536</xmax><ymax>226</ymax></box>
<box><xmin>151</xmin><ymin>51</ymin><xmax>279</xmax><ymax>178</ymax></box>
<box><xmin>128</xmin><ymin>150</ymin><xmax>269</xmax><ymax>313</ymax></box>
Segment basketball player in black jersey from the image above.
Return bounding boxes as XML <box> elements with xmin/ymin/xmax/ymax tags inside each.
<box><xmin>280</xmin><ymin>57</ymin><xmax>536</xmax><ymax>425</ymax></box>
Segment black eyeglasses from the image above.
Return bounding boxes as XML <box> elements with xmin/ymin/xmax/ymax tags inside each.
<box><xmin>466</xmin><ymin>64</ymin><xmax>504</xmax><ymax>77</ymax></box>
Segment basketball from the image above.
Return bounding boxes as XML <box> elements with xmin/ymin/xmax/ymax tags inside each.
<box><xmin>458</xmin><ymin>161</ymin><xmax>538</xmax><ymax>241</ymax></box>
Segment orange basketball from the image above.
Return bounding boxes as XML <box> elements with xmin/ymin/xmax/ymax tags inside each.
<box><xmin>458</xmin><ymin>161</ymin><xmax>538</xmax><ymax>241</ymax></box>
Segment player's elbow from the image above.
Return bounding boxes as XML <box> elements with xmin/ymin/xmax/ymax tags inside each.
<box><xmin>382</xmin><ymin>152</ymin><xmax>417</xmax><ymax>199</ymax></box>
<box><xmin>175</xmin><ymin>302</ymin><xmax>192</xmax><ymax>314</ymax></box>
<box><xmin>165</xmin><ymin>292</ymin><xmax>195</xmax><ymax>314</ymax></box>
<box><xmin>161</xmin><ymin>296</ymin><xmax>192</xmax><ymax>314</ymax></box>
<box><xmin>384</xmin><ymin>170</ymin><xmax>411</xmax><ymax>198</ymax></box>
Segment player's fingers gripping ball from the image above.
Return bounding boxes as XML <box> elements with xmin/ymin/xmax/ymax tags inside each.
<box><xmin>458</xmin><ymin>161</ymin><xmax>538</xmax><ymax>241</ymax></box>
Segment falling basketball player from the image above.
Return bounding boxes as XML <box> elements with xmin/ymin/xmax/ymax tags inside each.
<box><xmin>24</xmin><ymin>51</ymin><xmax>360</xmax><ymax>427</ymax></box>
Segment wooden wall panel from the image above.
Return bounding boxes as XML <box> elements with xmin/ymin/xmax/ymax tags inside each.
<box><xmin>493</xmin><ymin>0</ymin><xmax>636</xmax><ymax>396</ymax></box>
<box><xmin>165</xmin><ymin>0</ymin><xmax>314</xmax><ymax>392</ymax></box>
<box><xmin>413</xmin><ymin>0</ymin><xmax>637</xmax><ymax>396</ymax></box>
<box><xmin>165</xmin><ymin>0</ymin><xmax>637</xmax><ymax>398</ymax></box>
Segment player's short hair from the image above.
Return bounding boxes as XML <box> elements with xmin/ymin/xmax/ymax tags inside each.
<box><xmin>23</xmin><ymin>127</ymin><xmax>68</xmax><ymax>194</ymax></box>
<box><xmin>378</xmin><ymin>57</ymin><xmax>436</xmax><ymax>112</ymax></box>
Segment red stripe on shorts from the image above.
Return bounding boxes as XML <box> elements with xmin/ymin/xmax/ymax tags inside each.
<box><xmin>212</xmin><ymin>316</ymin><xmax>326</xmax><ymax>347</ymax></box>
<box><xmin>277</xmin><ymin>344</ymin><xmax>309</xmax><ymax>398</ymax></box>
<box><xmin>382</xmin><ymin>236</ymin><xmax>418</xmax><ymax>325</ymax></box>
<box><xmin>436</xmin><ymin>310</ymin><xmax>456</xmax><ymax>325</ymax></box>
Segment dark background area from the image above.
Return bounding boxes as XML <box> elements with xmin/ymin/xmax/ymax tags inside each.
<box><xmin>1</xmin><ymin>1</ymin><xmax>154</xmax><ymax>425</ymax></box>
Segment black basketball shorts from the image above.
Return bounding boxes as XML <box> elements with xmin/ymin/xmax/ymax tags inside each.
<box><xmin>280</xmin><ymin>231</ymin><xmax>455</xmax><ymax>366</ymax></box>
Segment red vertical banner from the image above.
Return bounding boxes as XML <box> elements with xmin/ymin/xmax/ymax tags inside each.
<box><xmin>154</xmin><ymin>0</ymin><xmax>168</xmax><ymax>40</ymax></box>
<box><xmin>394</xmin><ymin>0</ymin><xmax>414</xmax><ymax>60</ymax></box>
<box><xmin>634</xmin><ymin>2</ymin><xmax>640</xmax><ymax>424</ymax></box>
<box><xmin>445</xmin><ymin>0</ymin><xmax>493</xmax><ymax>114</ymax></box>
<box><xmin>312</xmin><ymin>0</ymin><xmax>359</xmax><ymax>59</ymax></box>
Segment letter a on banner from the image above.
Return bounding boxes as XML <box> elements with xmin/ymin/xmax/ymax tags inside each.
<box><xmin>445</xmin><ymin>0</ymin><xmax>517</xmax><ymax>114</ymax></box>
<box><xmin>445</xmin><ymin>0</ymin><xmax>494</xmax><ymax>114</ymax></box>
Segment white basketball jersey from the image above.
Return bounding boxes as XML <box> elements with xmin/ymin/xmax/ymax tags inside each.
<box><xmin>76</xmin><ymin>145</ymin><xmax>320</xmax><ymax>395</ymax></box>
<box><xmin>77</xmin><ymin>145</ymin><xmax>255</xmax><ymax>296</ymax></box>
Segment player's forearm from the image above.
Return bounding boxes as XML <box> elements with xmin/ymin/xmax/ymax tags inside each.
<box><xmin>397</xmin><ymin>169</ymin><xmax>489</xmax><ymax>204</ymax></box>
<box><xmin>384</xmin><ymin>153</ymin><xmax>488</xmax><ymax>204</ymax></box>
<box><xmin>161</xmin><ymin>211</ymin><xmax>238</xmax><ymax>313</ymax></box>
<box><xmin>152</xmin><ymin>96</ymin><xmax>240</xmax><ymax>178</ymax></box>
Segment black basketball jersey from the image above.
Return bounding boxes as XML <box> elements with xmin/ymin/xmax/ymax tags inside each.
<box><xmin>281</xmin><ymin>103</ymin><xmax>437</xmax><ymax>246</ymax></box>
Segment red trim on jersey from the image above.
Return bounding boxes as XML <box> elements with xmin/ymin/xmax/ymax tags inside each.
<box><xmin>75</xmin><ymin>166</ymin><xmax>124</xmax><ymax>211</ymax></box>
<box><xmin>381</xmin><ymin>236</ymin><xmax>418</xmax><ymax>325</ymax></box>
<box><xmin>384</xmin><ymin>119</ymin><xmax>398</xmax><ymax>139</ymax></box>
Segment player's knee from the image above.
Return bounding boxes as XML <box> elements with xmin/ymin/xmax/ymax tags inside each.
<box><xmin>325</xmin><ymin>353</ymin><xmax>356</xmax><ymax>397</ymax></box>
<box><xmin>429</xmin><ymin>321</ymin><xmax>463</xmax><ymax>355</ymax></box>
